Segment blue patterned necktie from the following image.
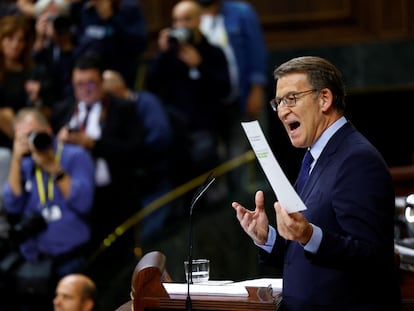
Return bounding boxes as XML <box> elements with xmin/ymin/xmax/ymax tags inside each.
<box><xmin>296</xmin><ymin>150</ymin><xmax>314</xmax><ymax>193</ymax></box>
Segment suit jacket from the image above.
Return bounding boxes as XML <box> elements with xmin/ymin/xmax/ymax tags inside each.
<box><xmin>146</xmin><ymin>34</ymin><xmax>230</xmax><ymax>134</ymax></box>
<box><xmin>260</xmin><ymin>122</ymin><xmax>400</xmax><ymax>311</ymax></box>
<box><xmin>51</xmin><ymin>94</ymin><xmax>147</xmax><ymax>245</ymax></box>
<box><xmin>51</xmin><ymin>94</ymin><xmax>146</xmax><ymax>188</ymax></box>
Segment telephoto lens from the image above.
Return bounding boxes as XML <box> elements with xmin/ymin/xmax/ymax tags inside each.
<box><xmin>28</xmin><ymin>132</ymin><xmax>53</xmax><ymax>152</ymax></box>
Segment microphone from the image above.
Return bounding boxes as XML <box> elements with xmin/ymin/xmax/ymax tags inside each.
<box><xmin>186</xmin><ymin>171</ymin><xmax>216</xmax><ymax>311</ymax></box>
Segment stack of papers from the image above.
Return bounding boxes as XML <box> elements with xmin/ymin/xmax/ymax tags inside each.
<box><xmin>163</xmin><ymin>278</ymin><xmax>283</xmax><ymax>297</ymax></box>
<box><xmin>163</xmin><ymin>282</ymin><xmax>249</xmax><ymax>296</ymax></box>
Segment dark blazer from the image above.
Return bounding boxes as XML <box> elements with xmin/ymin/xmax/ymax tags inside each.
<box><xmin>51</xmin><ymin>94</ymin><xmax>146</xmax><ymax>182</ymax></box>
<box><xmin>145</xmin><ymin>34</ymin><xmax>231</xmax><ymax>133</ymax></box>
<box><xmin>51</xmin><ymin>95</ymin><xmax>147</xmax><ymax>245</ymax></box>
<box><xmin>261</xmin><ymin>122</ymin><xmax>400</xmax><ymax>311</ymax></box>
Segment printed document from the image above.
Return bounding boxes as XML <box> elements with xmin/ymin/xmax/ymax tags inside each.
<box><xmin>241</xmin><ymin>120</ymin><xmax>306</xmax><ymax>213</ymax></box>
<box><xmin>163</xmin><ymin>283</ymin><xmax>249</xmax><ymax>296</ymax></box>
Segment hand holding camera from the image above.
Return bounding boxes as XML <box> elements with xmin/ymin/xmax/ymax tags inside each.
<box><xmin>27</xmin><ymin>132</ymin><xmax>61</xmax><ymax>174</ymax></box>
<box><xmin>28</xmin><ymin>132</ymin><xmax>53</xmax><ymax>153</ymax></box>
<box><xmin>12</xmin><ymin>131</ymin><xmax>58</xmax><ymax>176</ymax></box>
<box><xmin>58</xmin><ymin>125</ymin><xmax>95</xmax><ymax>150</ymax></box>
<box><xmin>168</xmin><ymin>27</ymin><xmax>194</xmax><ymax>49</ymax></box>
<box><xmin>158</xmin><ymin>27</ymin><xmax>195</xmax><ymax>50</ymax></box>
<box><xmin>12</xmin><ymin>131</ymin><xmax>31</xmax><ymax>160</ymax></box>
<box><xmin>158</xmin><ymin>27</ymin><xmax>201</xmax><ymax>67</ymax></box>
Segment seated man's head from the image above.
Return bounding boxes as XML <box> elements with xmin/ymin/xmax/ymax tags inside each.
<box><xmin>102</xmin><ymin>69</ymin><xmax>127</xmax><ymax>98</ymax></box>
<box><xmin>53</xmin><ymin>273</ymin><xmax>96</xmax><ymax>311</ymax></box>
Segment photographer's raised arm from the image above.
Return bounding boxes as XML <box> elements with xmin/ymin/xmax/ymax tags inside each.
<box><xmin>8</xmin><ymin>109</ymin><xmax>72</xmax><ymax>198</ymax></box>
<box><xmin>8</xmin><ymin>131</ymin><xmax>29</xmax><ymax>196</ymax></box>
<box><xmin>0</xmin><ymin>107</ymin><xmax>14</xmax><ymax>140</ymax></box>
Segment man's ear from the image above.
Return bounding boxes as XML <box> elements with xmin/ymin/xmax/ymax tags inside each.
<box><xmin>82</xmin><ymin>298</ymin><xmax>94</xmax><ymax>311</ymax></box>
<box><xmin>319</xmin><ymin>88</ymin><xmax>333</xmax><ymax>112</ymax></box>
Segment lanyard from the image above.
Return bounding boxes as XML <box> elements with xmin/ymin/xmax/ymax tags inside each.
<box><xmin>35</xmin><ymin>142</ymin><xmax>63</xmax><ymax>206</ymax></box>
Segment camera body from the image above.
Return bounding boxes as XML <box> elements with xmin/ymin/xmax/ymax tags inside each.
<box><xmin>168</xmin><ymin>27</ymin><xmax>194</xmax><ymax>50</ymax></box>
<box><xmin>28</xmin><ymin>132</ymin><xmax>53</xmax><ymax>152</ymax></box>
<box><xmin>10</xmin><ymin>212</ymin><xmax>47</xmax><ymax>244</ymax></box>
<box><xmin>67</xmin><ymin>125</ymin><xmax>80</xmax><ymax>133</ymax></box>
<box><xmin>48</xmin><ymin>14</ymin><xmax>73</xmax><ymax>36</ymax></box>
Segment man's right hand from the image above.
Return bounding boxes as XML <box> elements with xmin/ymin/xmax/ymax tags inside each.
<box><xmin>232</xmin><ymin>190</ymin><xmax>270</xmax><ymax>245</ymax></box>
<box><xmin>58</xmin><ymin>126</ymin><xmax>95</xmax><ymax>150</ymax></box>
<box><xmin>158</xmin><ymin>28</ymin><xmax>173</xmax><ymax>52</ymax></box>
<box><xmin>12</xmin><ymin>131</ymin><xmax>30</xmax><ymax>161</ymax></box>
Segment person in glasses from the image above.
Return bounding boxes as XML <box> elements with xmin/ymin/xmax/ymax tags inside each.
<box><xmin>52</xmin><ymin>52</ymin><xmax>146</xmax><ymax>257</ymax></box>
<box><xmin>232</xmin><ymin>56</ymin><xmax>401</xmax><ymax>310</ymax></box>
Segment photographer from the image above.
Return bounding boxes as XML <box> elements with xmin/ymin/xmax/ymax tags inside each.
<box><xmin>145</xmin><ymin>0</ymin><xmax>231</xmax><ymax>188</ymax></box>
<box><xmin>1</xmin><ymin>108</ymin><xmax>95</xmax><ymax>311</ymax></box>
<box><xmin>32</xmin><ymin>8</ymin><xmax>77</xmax><ymax>102</ymax></box>
<box><xmin>71</xmin><ymin>0</ymin><xmax>148</xmax><ymax>89</ymax></box>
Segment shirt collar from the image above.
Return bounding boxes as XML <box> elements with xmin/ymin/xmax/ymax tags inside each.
<box><xmin>309</xmin><ymin>116</ymin><xmax>347</xmax><ymax>161</ymax></box>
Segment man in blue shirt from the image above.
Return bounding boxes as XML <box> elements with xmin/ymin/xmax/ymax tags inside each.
<box><xmin>2</xmin><ymin>107</ymin><xmax>95</xmax><ymax>311</ymax></box>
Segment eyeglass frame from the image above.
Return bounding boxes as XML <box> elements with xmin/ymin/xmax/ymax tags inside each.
<box><xmin>270</xmin><ymin>89</ymin><xmax>318</xmax><ymax>112</ymax></box>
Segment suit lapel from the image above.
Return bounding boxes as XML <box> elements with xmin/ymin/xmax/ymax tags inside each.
<box><xmin>300</xmin><ymin>122</ymin><xmax>354</xmax><ymax>200</ymax></box>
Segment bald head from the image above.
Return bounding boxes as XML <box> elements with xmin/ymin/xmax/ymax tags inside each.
<box><xmin>53</xmin><ymin>274</ymin><xmax>96</xmax><ymax>311</ymax></box>
<box><xmin>172</xmin><ymin>0</ymin><xmax>201</xmax><ymax>30</ymax></box>
<box><xmin>102</xmin><ymin>69</ymin><xmax>128</xmax><ymax>98</ymax></box>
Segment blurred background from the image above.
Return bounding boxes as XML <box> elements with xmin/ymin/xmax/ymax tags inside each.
<box><xmin>82</xmin><ymin>0</ymin><xmax>414</xmax><ymax>309</ymax></box>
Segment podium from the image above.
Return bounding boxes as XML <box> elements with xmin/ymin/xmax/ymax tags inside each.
<box><xmin>120</xmin><ymin>251</ymin><xmax>277</xmax><ymax>311</ymax></box>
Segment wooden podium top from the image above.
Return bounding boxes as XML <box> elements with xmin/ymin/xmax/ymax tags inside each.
<box><xmin>121</xmin><ymin>251</ymin><xmax>277</xmax><ymax>311</ymax></box>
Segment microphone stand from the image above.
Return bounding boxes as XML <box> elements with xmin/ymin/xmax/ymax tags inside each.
<box><xmin>186</xmin><ymin>172</ymin><xmax>216</xmax><ymax>311</ymax></box>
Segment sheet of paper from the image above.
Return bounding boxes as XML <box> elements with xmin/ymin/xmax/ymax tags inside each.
<box><xmin>241</xmin><ymin>120</ymin><xmax>306</xmax><ymax>213</ymax></box>
<box><xmin>163</xmin><ymin>283</ymin><xmax>249</xmax><ymax>296</ymax></box>
<box><xmin>233</xmin><ymin>278</ymin><xmax>283</xmax><ymax>292</ymax></box>
<box><xmin>395</xmin><ymin>243</ymin><xmax>414</xmax><ymax>257</ymax></box>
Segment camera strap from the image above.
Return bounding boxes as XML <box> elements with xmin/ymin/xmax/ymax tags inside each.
<box><xmin>35</xmin><ymin>142</ymin><xmax>64</xmax><ymax>206</ymax></box>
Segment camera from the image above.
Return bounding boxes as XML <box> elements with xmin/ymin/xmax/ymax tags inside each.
<box><xmin>48</xmin><ymin>14</ymin><xmax>73</xmax><ymax>36</ymax></box>
<box><xmin>28</xmin><ymin>132</ymin><xmax>53</xmax><ymax>152</ymax></box>
<box><xmin>9</xmin><ymin>212</ymin><xmax>47</xmax><ymax>245</ymax></box>
<box><xmin>67</xmin><ymin>125</ymin><xmax>80</xmax><ymax>133</ymax></box>
<box><xmin>168</xmin><ymin>27</ymin><xmax>194</xmax><ymax>50</ymax></box>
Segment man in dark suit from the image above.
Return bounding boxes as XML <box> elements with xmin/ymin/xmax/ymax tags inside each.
<box><xmin>145</xmin><ymin>0</ymin><xmax>230</xmax><ymax>186</ymax></box>
<box><xmin>232</xmin><ymin>56</ymin><xmax>401</xmax><ymax>310</ymax></box>
<box><xmin>52</xmin><ymin>53</ymin><xmax>146</xmax><ymax>254</ymax></box>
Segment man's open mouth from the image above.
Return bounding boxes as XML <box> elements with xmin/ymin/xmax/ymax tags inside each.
<box><xmin>289</xmin><ymin>121</ymin><xmax>300</xmax><ymax>131</ymax></box>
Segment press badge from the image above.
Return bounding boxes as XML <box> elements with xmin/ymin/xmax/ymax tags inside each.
<box><xmin>41</xmin><ymin>205</ymin><xmax>62</xmax><ymax>221</ymax></box>
<box><xmin>24</xmin><ymin>180</ymin><xmax>32</xmax><ymax>192</ymax></box>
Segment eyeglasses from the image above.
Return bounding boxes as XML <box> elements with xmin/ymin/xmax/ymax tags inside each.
<box><xmin>270</xmin><ymin>89</ymin><xmax>317</xmax><ymax>112</ymax></box>
<box><xmin>74</xmin><ymin>81</ymin><xmax>98</xmax><ymax>90</ymax></box>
